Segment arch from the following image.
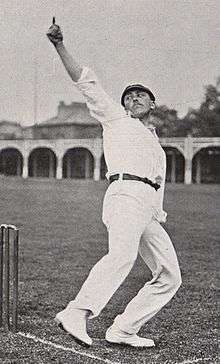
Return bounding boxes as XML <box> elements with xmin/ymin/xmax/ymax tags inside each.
<box><xmin>193</xmin><ymin>143</ymin><xmax>220</xmax><ymax>157</ymax></box>
<box><xmin>163</xmin><ymin>147</ymin><xmax>185</xmax><ymax>183</ymax></box>
<box><xmin>63</xmin><ymin>147</ymin><xmax>94</xmax><ymax>179</ymax></box>
<box><xmin>160</xmin><ymin>143</ymin><xmax>185</xmax><ymax>157</ymax></box>
<box><xmin>100</xmin><ymin>154</ymin><xmax>107</xmax><ymax>180</ymax></box>
<box><xmin>28</xmin><ymin>148</ymin><xmax>57</xmax><ymax>177</ymax></box>
<box><xmin>0</xmin><ymin>148</ymin><xmax>23</xmax><ymax>176</ymax></box>
<box><xmin>62</xmin><ymin>144</ymin><xmax>95</xmax><ymax>159</ymax></box>
<box><xmin>192</xmin><ymin>146</ymin><xmax>220</xmax><ymax>184</ymax></box>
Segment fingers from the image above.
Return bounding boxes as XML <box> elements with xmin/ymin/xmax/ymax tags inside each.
<box><xmin>46</xmin><ymin>24</ymin><xmax>62</xmax><ymax>39</ymax></box>
<box><xmin>47</xmin><ymin>18</ymin><xmax>63</xmax><ymax>44</ymax></box>
<box><xmin>47</xmin><ymin>17</ymin><xmax>59</xmax><ymax>34</ymax></box>
<box><xmin>47</xmin><ymin>25</ymin><xmax>60</xmax><ymax>35</ymax></box>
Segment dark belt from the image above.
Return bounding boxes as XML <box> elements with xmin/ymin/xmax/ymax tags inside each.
<box><xmin>109</xmin><ymin>173</ymin><xmax>160</xmax><ymax>191</ymax></box>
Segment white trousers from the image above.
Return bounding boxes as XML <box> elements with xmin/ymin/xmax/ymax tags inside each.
<box><xmin>69</xmin><ymin>182</ymin><xmax>181</xmax><ymax>334</ymax></box>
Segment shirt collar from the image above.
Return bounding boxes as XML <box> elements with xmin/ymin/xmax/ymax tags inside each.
<box><xmin>146</xmin><ymin>126</ymin><xmax>158</xmax><ymax>139</ymax></box>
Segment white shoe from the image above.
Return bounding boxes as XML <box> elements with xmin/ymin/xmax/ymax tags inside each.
<box><xmin>105</xmin><ymin>326</ymin><xmax>155</xmax><ymax>348</ymax></box>
<box><xmin>55</xmin><ymin>308</ymin><xmax>92</xmax><ymax>347</ymax></box>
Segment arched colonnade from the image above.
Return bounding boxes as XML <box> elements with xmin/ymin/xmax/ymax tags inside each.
<box><xmin>0</xmin><ymin>137</ymin><xmax>219</xmax><ymax>183</ymax></box>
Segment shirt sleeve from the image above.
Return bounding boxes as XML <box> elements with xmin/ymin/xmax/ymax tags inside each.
<box><xmin>76</xmin><ymin>67</ymin><xmax>124</xmax><ymax>125</ymax></box>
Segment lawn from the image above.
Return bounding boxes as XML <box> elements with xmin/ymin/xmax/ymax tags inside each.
<box><xmin>0</xmin><ymin>177</ymin><xmax>219</xmax><ymax>363</ymax></box>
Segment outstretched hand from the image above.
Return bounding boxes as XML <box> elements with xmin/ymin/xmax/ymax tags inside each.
<box><xmin>47</xmin><ymin>17</ymin><xmax>63</xmax><ymax>46</ymax></box>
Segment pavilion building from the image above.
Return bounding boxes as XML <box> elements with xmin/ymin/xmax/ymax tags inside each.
<box><xmin>0</xmin><ymin>101</ymin><xmax>219</xmax><ymax>184</ymax></box>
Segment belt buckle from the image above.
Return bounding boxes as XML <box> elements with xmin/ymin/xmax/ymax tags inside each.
<box><xmin>118</xmin><ymin>173</ymin><xmax>123</xmax><ymax>181</ymax></box>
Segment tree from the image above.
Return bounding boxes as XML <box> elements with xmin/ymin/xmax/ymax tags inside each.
<box><xmin>150</xmin><ymin>105</ymin><xmax>179</xmax><ymax>137</ymax></box>
<box><xmin>152</xmin><ymin>78</ymin><xmax>220</xmax><ymax>137</ymax></box>
<box><xmin>179</xmin><ymin>79</ymin><xmax>220</xmax><ymax>137</ymax></box>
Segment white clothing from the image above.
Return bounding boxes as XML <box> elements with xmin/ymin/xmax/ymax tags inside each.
<box><xmin>66</xmin><ymin>67</ymin><xmax>181</xmax><ymax>334</ymax></box>
<box><xmin>69</xmin><ymin>192</ymin><xmax>181</xmax><ymax>331</ymax></box>
<box><xmin>77</xmin><ymin>67</ymin><xmax>167</xmax><ymax>221</ymax></box>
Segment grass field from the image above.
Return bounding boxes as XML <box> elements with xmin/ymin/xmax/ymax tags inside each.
<box><xmin>0</xmin><ymin>177</ymin><xmax>219</xmax><ymax>364</ymax></box>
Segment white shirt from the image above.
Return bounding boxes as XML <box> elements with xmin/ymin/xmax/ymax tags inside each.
<box><xmin>76</xmin><ymin>67</ymin><xmax>167</xmax><ymax>222</ymax></box>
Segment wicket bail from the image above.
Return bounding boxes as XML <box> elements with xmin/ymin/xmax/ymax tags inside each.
<box><xmin>0</xmin><ymin>224</ymin><xmax>19</xmax><ymax>332</ymax></box>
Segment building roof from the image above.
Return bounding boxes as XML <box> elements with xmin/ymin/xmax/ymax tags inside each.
<box><xmin>38</xmin><ymin>101</ymin><xmax>99</xmax><ymax>126</ymax></box>
<box><xmin>0</xmin><ymin>120</ymin><xmax>22</xmax><ymax>127</ymax></box>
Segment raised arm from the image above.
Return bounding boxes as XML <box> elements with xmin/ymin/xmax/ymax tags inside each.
<box><xmin>46</xmin><ymin>19</ymin><xmax>123</xmax><ymax>125</ymax></box>
<box><xmin>47</xmin><ymin>19</ymin><xmax>82</xmax><ymax>82</ymax></box>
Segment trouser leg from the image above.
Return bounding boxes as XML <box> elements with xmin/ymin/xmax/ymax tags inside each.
<box><xmin>68</xmin><ymin>194</ymin><xmax>150</xmax><ymax>318</ymax></box>
<box><xmin>113</xmin><ymin>220</ymin><xmax>182</xmax><ymax>334</ymax></box>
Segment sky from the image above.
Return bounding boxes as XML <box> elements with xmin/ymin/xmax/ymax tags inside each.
<box><xmin>0</xmin><ymin>0</ymin><xmax>219</xmax><ymax>126</ymax></box>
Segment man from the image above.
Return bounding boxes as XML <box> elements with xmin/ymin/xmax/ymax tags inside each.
<box><xmin>47</xmin><ymin>20</ymin><xmax>181</xmax><ymax>348</ymax></box>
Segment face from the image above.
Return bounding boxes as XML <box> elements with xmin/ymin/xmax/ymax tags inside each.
<box><xmin>123</xmin><ymin>90</ymin><xmax>154</xmax><ymax>119</ymax></box>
